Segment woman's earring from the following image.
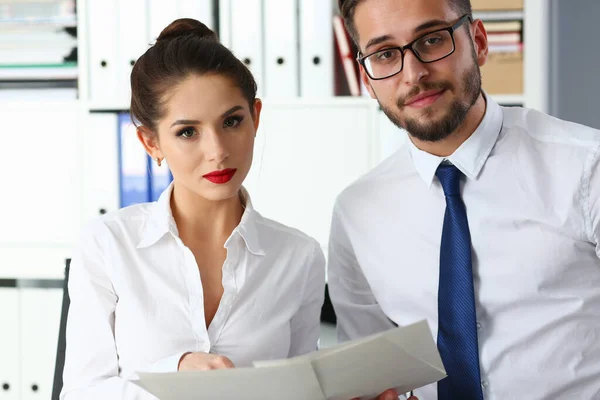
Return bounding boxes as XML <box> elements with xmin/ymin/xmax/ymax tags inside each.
<box><xmin>156</xmin><ymin>158</ymin><xmax>162</xmax><ymax>167</ymax></box>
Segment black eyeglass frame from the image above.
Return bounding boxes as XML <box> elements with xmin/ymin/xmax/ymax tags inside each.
<box><xmin>357</xmin><ymin>14</ymin><xmax>473</xmax><ymax>80</ymax></box>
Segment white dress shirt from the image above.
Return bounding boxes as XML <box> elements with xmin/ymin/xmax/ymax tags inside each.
<box><xmin>61</xmin><ymin>184</ymin><xmax>325</xmax><ymax>400</ymax></box>
<box><xmin>328</xmin><ymin>95</ymin><xmax>600</xmax><ymax>399</ymax></box>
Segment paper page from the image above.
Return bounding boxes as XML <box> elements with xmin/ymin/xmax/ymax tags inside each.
<box><xmin>135</xmin><ymin>320</ymin><xmax>445</xmax><ymax>400</ymax></box>
<box><xmin>310</xmin><ymin>322</ymin><xmax>446</xmax><ymax>400</ymax></box>
<box><xmin>256</xmin><ymin>320</ymin><xmax>446</xmax><ymax>400</ymax></box>
<box><xmin>134</xmin><ymin>362</ymin><xmax>326</xmax><ymax>400</ymax></box>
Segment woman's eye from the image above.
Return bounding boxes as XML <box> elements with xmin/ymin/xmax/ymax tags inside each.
<box><xmin>224</xmin><ymin>116</ymin><xmax>243</xmax><ymax>128</ymax></box>
<box><xmin>177</xmin><ymin>128</ymin><xmax>196</xmax><ymax>138</ymax></box>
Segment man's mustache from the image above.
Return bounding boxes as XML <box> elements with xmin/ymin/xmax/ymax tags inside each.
<box><xmin>397</xmin><ymin>81</ymin><xmax>452</xmax><ymax>108</ymax></box>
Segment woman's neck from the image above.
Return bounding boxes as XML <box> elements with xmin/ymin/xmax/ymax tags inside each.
<box><xmin>170</xmin><ymin>184</ymin><xmax>244</xmax><ymax>243</ymax></box>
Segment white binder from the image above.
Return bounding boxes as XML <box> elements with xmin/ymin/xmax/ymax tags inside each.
<box><xmin>0</xmin><ymin>288</ymin><xmax>20</xmax><ymax>400</ymax></box>
<box><xmin>299</xmin><ymin>0</ymin><xmax>334</xmax><ymax>97</ymax></box>
<box><xmin>263</xmin><ymin>0</ymin><xmax>299</xmax><ymax>97</ymax></box>
<box><xmin>179</xmin><ymin>0</ymin><xmax>215</xmax><ymax>30</ymax></box>
<box><xmin>81</xmin><ymin>113</ymin><xmax>120</xmax><ymax>224</ymax></box>
<box><xmin>148</xmin><ymin>0</ymin><xmax>215</xmax><ymax>43</ymax></box>
<box><xmin>147</xmin><ymin>0</ymin><xmax>181</xmax><ymax>43</ymax></box>
<box><xmin>118</xmin><ymin>0</ymin><xmax>149</xmax><ymax>106</ymax></box>
<box><xmin>87</xmin><ymin>0</ymin><xmax>119</xmax><ymax>105</ymax></box>
<box><xmin>228</xmin><ymin>0</ymin><xmax>265</xmax><ymax>97</ymax></box>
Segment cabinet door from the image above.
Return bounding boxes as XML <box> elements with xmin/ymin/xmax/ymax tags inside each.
<box><xmin>0</xmin><ymin>101</ymin><xmax>80</xmax><ymax>278</ymax></box>
<box><xmin>245</xmin><ymin>101</ymin><xmax>377</xmax><ymax>249</ymax></box>
<box><xmin>0</xmin><ymin>288</ymin><xmax>20</xmax><ymax>400</ymax></box>
<box><xmin>20</xmin><ymin>287</ymin><xmax>63</xmax><ymax>400</ymax></box>
<box><xmin>376</xmin><ymin>109</ymin><xmax>408</xmax><ymax>164</ymax></box>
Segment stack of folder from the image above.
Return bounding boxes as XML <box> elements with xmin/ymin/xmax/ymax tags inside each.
<box><xmin>0</xmin><ymin>0</ymin><xmax>76</xmax><ymax>69</ymax></box>
<box><xmin>481</xmin><ymin>20</ymin><xmax>524</xmax><ymax>95</ymax></box>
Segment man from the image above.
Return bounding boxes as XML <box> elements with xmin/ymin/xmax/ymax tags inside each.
<box><xmin>328</xmin><ymin>0</ymin><xmax>600</xmax><ymax>399</ymax></box>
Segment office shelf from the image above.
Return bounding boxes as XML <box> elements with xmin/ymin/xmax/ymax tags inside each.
<box><xmin>0</xmin><ymin>63</ymin><xmax>77</xmax><ymax>80</ymax></box>
<box><xmin>491</xmin><ymin>94</ymin><xmax>525</xmax><ymax>105</ymax></box>
<box><xmin>473</xmin><ymin>10</ymin><xmax>524</xmax><ymax>21</ymax></box>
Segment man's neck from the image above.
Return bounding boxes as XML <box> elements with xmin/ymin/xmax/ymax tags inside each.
<box><xmin>410</xmin><ymin>93</ymin><xmax>487</xmax><ymax>157</ymax></box>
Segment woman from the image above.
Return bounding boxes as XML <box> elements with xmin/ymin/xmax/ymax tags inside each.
<box><xmin>60</xmin><ymin>18</ymin><xmax>325</xmax><ymax>399</ymax></box>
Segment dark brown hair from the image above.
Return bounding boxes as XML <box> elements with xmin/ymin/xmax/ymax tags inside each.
<box><xmin>130</xmin><ymin>18</ymin><xmax>257</xmax><ymax>133</ymax></box>
<box><xmin>338</xmin><ymin>0</ymin><xmax>473</xmax><ymax>47</ymax></box>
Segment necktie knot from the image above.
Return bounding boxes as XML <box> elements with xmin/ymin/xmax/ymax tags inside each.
<box><xmin>435</xmin><ymin>164</ymin><xmax>463</xmax><ymax>197</ymax></box>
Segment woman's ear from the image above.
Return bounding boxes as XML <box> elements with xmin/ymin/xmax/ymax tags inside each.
<box><xmin>252</xmin><ymin>98</ymin><xmax>263</xmax><ymax>135</ymax></box>
<box><xmin>136</xmin><ymin>126</ymin><xmax>163</xmax><ymax>160</ymax></box>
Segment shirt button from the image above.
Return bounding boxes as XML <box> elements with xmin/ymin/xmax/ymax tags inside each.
<box><xmin>481</xmin><ymin>380</ymin><xmax>488</xmax><ymax>389</ymax></box>
<box><xmin>476</xmin><ymin>322</ymin><xmax>483</xmax><ymax>331</ymax></box>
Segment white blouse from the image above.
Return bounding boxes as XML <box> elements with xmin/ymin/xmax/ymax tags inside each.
<box><xmin>61</xmin><ymin>185</ymin><xmax>325</xmax><ymax>399</ymax></box>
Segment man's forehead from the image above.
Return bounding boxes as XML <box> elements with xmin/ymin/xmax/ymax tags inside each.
<box><xmin>354</xmin><ymin>0</ymin><xmax>456</xmax><ymax>50</ymax></box>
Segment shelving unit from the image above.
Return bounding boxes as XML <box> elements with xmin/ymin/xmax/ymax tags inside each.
<box><xmin>0</xmin><ymin>15</ymin><xmax>76</xmax><ymax>28</ymax></box>
<box><xmin>0</xmin><ymin>1</ymin><xmax>556</xmax><ymax>398</ymax></box>
<box><xmin>0</xmin><ymin>63</ymin><xmax>77</xmax><ymax>80</ymax></box>
<box><xmin>473</xmin><ymin>10</ymin><xmax>524</xmax><ymax>21</ymax></box>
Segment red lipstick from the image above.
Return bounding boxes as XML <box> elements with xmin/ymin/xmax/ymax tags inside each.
<box><xmin>203</xmin><ymin>168</ymin><xmax>237</xmax><ymax>184</ymax></box>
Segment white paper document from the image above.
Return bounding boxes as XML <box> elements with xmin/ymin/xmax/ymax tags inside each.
<box><xmin>134</xmin><ymin>320</ymin><xmax>446</xmax><ymax>400</ymax></box>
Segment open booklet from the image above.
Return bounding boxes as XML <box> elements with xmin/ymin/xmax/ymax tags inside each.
<box><xmin>133</xmin><ymin>320</ymin><xmax>446</xmax><ymax>400</ymax></box>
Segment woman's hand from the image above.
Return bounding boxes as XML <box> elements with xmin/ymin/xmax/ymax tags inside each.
<box><xmin>177</xmin><ymin>352</ymin><xmax>235</xmax><ymax>371</ymax></box>
<box><xmin>352</xmin><ymin>389</ymin><xmax>419</xmax><ymax>400</ymax></box>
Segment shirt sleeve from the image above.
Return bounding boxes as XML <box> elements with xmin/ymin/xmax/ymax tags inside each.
<box><xmin>288</xmin><ymin>240</ymin><xmax>326</xmax><ymax>357</ymax></box>
<box><xmin>59</xmin><ymin>221</ymin><xmax>187</xmax><ymax>400</ymax></box>
<box><xmin>326</xmin><ymin>201</ymin><xmax>395</xmax><ymax>343</ymax></box>
<box><xmin>586</xmin><ymin>144</ymin><xmax>600</xmax><ymax>258</ymax></box>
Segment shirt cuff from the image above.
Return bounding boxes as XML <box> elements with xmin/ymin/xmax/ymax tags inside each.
<box><xmin>142</xmin><ymin>351</ymin><xmax>191</xmax><ymax>373</ymax></box>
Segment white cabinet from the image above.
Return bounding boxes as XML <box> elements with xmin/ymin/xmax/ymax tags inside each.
<box><xmin>0</xmin><ymin>285</ymin><xmax>63</xmax><ymax>400</ymax></box>
<box><xmin>0</xmin><ymin>101</ymin><xmax>80</xmax><ymax>278</ymax></box>
<box><xmin>0</xmin><ymin>288</ymin><xmax>21</xmax><ymax>400</ymax></box>
<box><xmin>19</xmin><ymin>287</ymin><xmax>63</xmax><ymax>400</ymax></box>
<box><xmin>375</xmin><ymin>109</ymin><xmax>408</xmax><ymax>164</ymax></box>
<box><xmin>245</xmin><ymin>99</ymin><xmax>379</xmax><ymax>249</ymax></box>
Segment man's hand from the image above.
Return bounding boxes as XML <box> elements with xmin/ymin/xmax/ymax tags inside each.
<box><xmin>177</xmin><ymin>352</ymin><xmax>235</xmax><ymax>371</ymax></box>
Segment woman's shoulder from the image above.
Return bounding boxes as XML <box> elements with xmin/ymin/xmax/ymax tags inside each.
<box><xmin>251</xmin><ymin>211</ymin><xmax>322</xmax><ymax>254</ymax></box>
<box><xmin>76</xmin><ymin>202</ymin><xmax>155</xmax><ymax>244</ymax></box>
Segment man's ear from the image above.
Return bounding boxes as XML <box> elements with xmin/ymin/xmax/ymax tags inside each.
<box><xmin>471</xmin><ymin>19</ymin><xmax>489</xmax><ymax>67</ymax></box>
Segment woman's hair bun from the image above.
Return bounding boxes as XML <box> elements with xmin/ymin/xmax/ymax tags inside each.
<box><xmin>156</xmin><ymin>18</ymin><xmax>218</xmax><ymax>43</ymax></box>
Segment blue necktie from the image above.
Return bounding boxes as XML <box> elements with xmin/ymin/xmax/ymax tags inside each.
<box><xmin>435</xmin><ymin>164</ymin><xmax>483</xmax><ymax>400</ymax></box>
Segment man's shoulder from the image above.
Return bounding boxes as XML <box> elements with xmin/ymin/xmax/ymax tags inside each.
<box><xmin>502</xmin><ymin>106</ymin><xmax>600</xmax><ymax>151</ymax></box>
<box><xmin>335</xmin><ymin>144</ymin><xmax>415</xmax><ymax>213</ymax></box>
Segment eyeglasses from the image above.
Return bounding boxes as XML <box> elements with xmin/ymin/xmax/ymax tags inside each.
<box><xmin>357</xmin><ymin>14</ymin><xmax>472</xmax><ymax>80</ymax></box>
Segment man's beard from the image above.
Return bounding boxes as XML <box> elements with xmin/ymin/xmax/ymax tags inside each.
<box><xmin>380</xmin><ymin>60</ymin><xmax>482</xmax><ymax>143</ymax></box>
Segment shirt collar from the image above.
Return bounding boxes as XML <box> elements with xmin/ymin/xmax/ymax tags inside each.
<box><xmin>137</xmin><ymin>182</ymin><xmax>265</xmax><ymax>256</ymax></box>
<box><xmin>407</xmin><ymin>92</ymin><xmax>504</xmax><ymax>187</ymax></box>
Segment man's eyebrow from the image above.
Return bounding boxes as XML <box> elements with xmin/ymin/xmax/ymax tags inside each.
<box><xmin>365</xmin><ymin>35</ymin><xmax>394</xmax><ymax>52</ymax></box>
<box><xmin>413</xmin><ymin>19</ymin><xmax>450</xmax><ymax>33</ymax></box>
<box><xmin>364</xmin><ymin>19</ymin><xmax>450</xmax><ymax>52</ymax></box>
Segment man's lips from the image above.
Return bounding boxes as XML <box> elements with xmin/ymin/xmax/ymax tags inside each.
<box><xmin>404</xmin><ymin>89</ymin><xmax>445</xmax><ymax>107</ymax></box>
